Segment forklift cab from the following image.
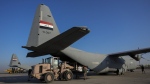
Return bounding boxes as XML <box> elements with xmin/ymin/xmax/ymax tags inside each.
<box><xmin>45</xmin><ymin>57</ymin><xmax>59</xmax><ymax>69</ymax></box>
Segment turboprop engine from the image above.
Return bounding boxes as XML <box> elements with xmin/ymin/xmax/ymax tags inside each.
<box><xmin>135</xmin><ymin>54</ymin><xmax>142</xmax><ymax>61</ymax></box>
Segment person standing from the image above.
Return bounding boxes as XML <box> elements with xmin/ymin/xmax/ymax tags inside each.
<box><xmin>116</xmin><ymin>68</ymin><xmax>119</xmax><ymax>75</ymax></box>
<box><xmin>12</xmin><ymin>68</ymin><xmax>15</xmax><ymax>73</ymax></box>
<box><xmin>83</xmin><ymin>66</ymin><xmax>88</xmax><ymax>80</ymax></box>
<box><xmin>141</xmin><ymin>65</ymin><xmax>145</xmax><ymax>74</ymax></box>
<box><xmin>12</xmin><ymin>68</ymin><xmax>14</xmax><ymax>73</ymax></box>
<box><xmin>28</xmin><ymin>69</ymin><xmax>32</xmax><ymax>81</ymax></box>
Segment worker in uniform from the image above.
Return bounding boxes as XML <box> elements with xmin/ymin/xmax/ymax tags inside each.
<box><xmin>83</xmin><ymin>66</ymin><xmax>88</xmax><ymax>80</ymax></box>
<box><xmin>116</xmin><ymin>68</ymin><xmax>119</xmax><ymax>75</ymax></box>
<box><xmin>141</xmin><ymin>65</ymin><xmax>145</xmax><ymax>74</ymax></box>
<box><xmin>28</xmin><ymin>69</ymin><xmax>32</xmax><ymax>81</ymax></box>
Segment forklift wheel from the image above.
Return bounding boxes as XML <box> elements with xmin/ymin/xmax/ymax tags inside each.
<box><xmin>44</xmin><ymin>72</ymin><xmax>54</xmax><ymax>83</ymax></box>
<box><xmin>64</xmin><ymin>71</ymin><xmax>73</xmax><ymax>81</ymax></box>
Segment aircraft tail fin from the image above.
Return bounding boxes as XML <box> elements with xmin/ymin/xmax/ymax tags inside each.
<box><xmin>26</xmin><ymin>4</ymin><xmax>60</xmax><ymax>47</ymax></box>
<box><xmin>9</xmin><ymin>54</ymin><xmax>21</xmax><ymax>67</ymax></box>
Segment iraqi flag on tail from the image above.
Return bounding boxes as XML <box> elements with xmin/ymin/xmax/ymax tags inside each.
<box><xmin>39</xmin><ymin>20</ymin><xmax>53</xmax><ymax>29</ymax></box>
<box><xmin>12</xmin><ymin>58</ymin><xmax>17</xmax><ymax>61</ymax></box>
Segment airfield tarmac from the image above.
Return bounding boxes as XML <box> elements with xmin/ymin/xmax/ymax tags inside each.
<box><xmin>0</xmin><ymin>69</ymin><xmax>149</xmax><ymax>84</ymax></box>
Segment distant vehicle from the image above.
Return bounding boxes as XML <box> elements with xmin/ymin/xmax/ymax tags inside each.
<box><xmin>4</xmin><ymin>67</ymin><xmax>25</xmax><ymax>74</ymax></box>
<box><xmin>22</xmin><ymin>4</ymin><xmax>150</xmax><ymax>75</ymax></box>
<box><xmin>9</xmin><ymin>54</ymin><xmax>31</xmax><ymax>71</ymax></box>
<box><xmin>4</xmin><ymin>68</ymin><xmax>13</xmax><ymax>74</ymax></box>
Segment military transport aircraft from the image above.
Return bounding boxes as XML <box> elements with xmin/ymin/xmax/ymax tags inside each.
<box><xmin>22</xmin><ymin>4</ymin><xmax>150</xmax><ymax>74</ymax></box>
<box><xmin>9</xmin><ymin>54</ymin><xmax>31</xmax><ymax>71</ymax></box>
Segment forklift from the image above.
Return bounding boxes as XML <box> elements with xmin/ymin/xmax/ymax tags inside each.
<box><xmin>31</xmin><ymin>57</ymin><xmax>74</xmax><ymax>83</ymax></box>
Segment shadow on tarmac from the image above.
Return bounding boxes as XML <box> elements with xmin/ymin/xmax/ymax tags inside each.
<box><xmin>87</xmin><ymin>71</ymin><xmax>118</xmax><ymax>76</ymax></box>
<box><xmin>0</xmin><ymin>75</ymin><xmax>41</xmax><ymax>83</ymax></box>
<box><xmin>0</xmin><ymin>71</ymin><xmax>118</xmax><ymax>83</ymax></box>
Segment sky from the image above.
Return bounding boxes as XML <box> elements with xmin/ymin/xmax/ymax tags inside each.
<box><xmin>0</xmin><ymin>0</ymin><xmax>150</xmax><ymax>71</ymax></box>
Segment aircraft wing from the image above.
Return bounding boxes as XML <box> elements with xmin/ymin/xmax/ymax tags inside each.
<box><xmin>23</xmin><ymin>27</ymin><xmax>90</xmax><ymax>57</ymax></box>
<box><xmin>108</xmin><ymin>47</ymin><xmax>150</xmax><ymax>61</ymax></box>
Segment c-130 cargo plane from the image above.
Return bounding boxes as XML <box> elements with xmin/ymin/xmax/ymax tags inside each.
<box><xmin>9</xmin><ymin>54</ymin><xmax>31</xmax><ymax>71</ymax></box>
<box><xmin>22</xmin><ymin>4</ymin><xmax>150</xmax><ymax>74</ymax></box>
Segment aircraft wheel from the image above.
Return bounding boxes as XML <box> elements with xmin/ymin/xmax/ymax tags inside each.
<box><xmin>116</xmin><ymin>69</ymin><xmax>119</xmax><ymax>75</ymax></box>
<box><xmin>64</xmin><ymin>71</ymin><xmax>73</xmax><ymax>81</ymax></box>
<box><xmin>44</xmin><ymin>72</ymin><xmax>54</xmax><ymax>83</ymax></box>
<box><xmin>130</xmin><ymin>70</ymin><xmax>134</xmax><ymax>72</ymax></box>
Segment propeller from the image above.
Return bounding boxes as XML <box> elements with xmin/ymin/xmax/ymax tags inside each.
<box><xmin>141</xmin><ymin>56</ymin><xmax>150</xmax><ymax>61</ymax></box>
<box><xmin>137</xmin><ymin>47</ymin><xmax>150</xmax><ymax>65</ymax></box>
<box><xmin>137</xmin><ymin>53</ymin><xmax>150</xmax><ymax>66</ymax></box>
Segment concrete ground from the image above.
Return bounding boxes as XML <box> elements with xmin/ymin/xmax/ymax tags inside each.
<box><xmin>0</xmin><ymin>69</ymin><xmax>149</xmax><ymax>84</ymax></box>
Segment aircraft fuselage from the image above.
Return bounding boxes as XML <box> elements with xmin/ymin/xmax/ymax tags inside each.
<box><xmin>60</xmin><ymin>47</ymin><xmax>138</xmax><ymax>73</ymax></box>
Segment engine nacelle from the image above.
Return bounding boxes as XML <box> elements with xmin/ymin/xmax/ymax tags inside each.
<box><xmin>135</xmin><ymin>54</ymin><xmax>141</xmax><ymax>61</ymax></box>
<box><xmin>130</xmin><ymin>54</ymin><xmax>141</xmax><ymax>61</ymax></box>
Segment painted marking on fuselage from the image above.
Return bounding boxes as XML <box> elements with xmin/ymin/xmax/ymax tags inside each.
<box><xmin>92</xmin><ymin>62</ymin><xmax>100</xmax><ymax>64</ymax></box>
